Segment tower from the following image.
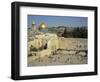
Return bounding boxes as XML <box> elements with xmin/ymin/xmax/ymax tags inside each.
<box><xmin>31</xmin><ymin>21</ymin><xmax>36</xmax><ymax>31</ymax></box>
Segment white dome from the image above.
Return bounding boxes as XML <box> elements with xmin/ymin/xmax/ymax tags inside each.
<box><xmin>32</xmin><ymin>21</ymin><xmax>35</xmax><ymax>25</ymax></box>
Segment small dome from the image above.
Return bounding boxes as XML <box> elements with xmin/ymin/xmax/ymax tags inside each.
<box><xmin>32</xmin><ymin>21</ymin><xmax>35</xmax><ymax>25</ymax></box>
<box><xmin>39</xmin><ymin>22</ymin><xmax>47</xmax><ymax>29</ymax></box>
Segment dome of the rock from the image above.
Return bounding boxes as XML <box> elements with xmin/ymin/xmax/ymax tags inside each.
<box><xmin>39</xmin><ymin>22</ymin><xmax>47</xmax><ymax>30</ymax></box>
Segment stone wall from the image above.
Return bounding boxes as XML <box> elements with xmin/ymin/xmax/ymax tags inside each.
<box><xmin>28</xmin><ymin>33</ymin><xmax>59</xmax><ymax>59</ymax></box>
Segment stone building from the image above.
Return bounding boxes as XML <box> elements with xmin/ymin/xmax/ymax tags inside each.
<box><xmin>31</xmin><ymin>21</ymin><xmax>36</xmax><ymax>31</ymax></box>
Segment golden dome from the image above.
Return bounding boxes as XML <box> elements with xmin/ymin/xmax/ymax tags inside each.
<box><xmin>39</xmin><ymin>22</ymin><xmax>47</xmax><ymax>30</ymax></box>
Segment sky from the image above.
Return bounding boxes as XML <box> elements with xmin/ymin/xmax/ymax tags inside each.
<box><xmin>28</xmin><ymin>15</ymin><xmax>88</xmax><ymax>28</ymax></box>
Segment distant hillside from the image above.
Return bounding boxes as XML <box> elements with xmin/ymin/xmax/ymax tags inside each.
<box><xmin>28</xmin><ymin>26</ymin><xmax>87</xmax><ymax>38</ymax></box>
<box><xmin>48</xmin><ymin>26</ymin><xmax>87</xmax><ymax>38</ymax></box>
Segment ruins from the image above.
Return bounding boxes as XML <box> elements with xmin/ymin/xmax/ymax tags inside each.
<box><xmin>28</xmin><ymin>21</ymin><xmax>60</xmax><ymax>60</ymax></box>
<box><xmin>28</xmin><ymin>21</ymin><xmax>87</xmax><ymax>66</ymax></box>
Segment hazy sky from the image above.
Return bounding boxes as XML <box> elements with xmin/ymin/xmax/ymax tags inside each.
<box><xmin>28</xmin><ymin>15</ymin><xmax>87</xmax><ymax>28</ymax></box>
